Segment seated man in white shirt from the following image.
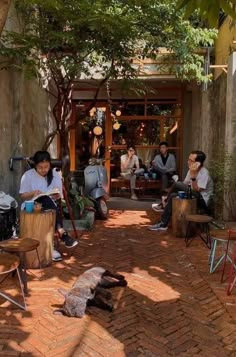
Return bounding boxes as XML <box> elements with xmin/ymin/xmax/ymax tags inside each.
<box><xmin>148</xmin><ymin>150</ymin><xmax>214</xmax><ymax>231</ymax></box>
<box><xmin>120</xmin><ymin>144</ymin><xmax>144</xmax><ymax>200</ymax></box>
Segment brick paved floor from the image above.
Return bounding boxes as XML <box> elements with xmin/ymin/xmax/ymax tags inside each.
<box><xmin>1</xmin><ymin>209</ymin><xmax>236</xmax><ymax>356</ymax></box>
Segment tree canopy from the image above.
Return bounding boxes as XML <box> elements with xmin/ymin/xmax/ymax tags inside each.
<box><xmin>0</xmin><ymin>0</ymin><xmax>217</xmax><ymax>168</ymax></box>
<box><xmin>177</xmin><ymin>0</ymin><xmax>236</xmax><ymax>27</ymax></box>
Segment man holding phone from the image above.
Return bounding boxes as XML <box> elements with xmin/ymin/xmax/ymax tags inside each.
<box><xmin>120</xmin><ymin>144</ymin><xmax>144</xmax><ymax>200</ymax></box>
<box><xmin>149</xmin><ymin>150</ymin><xmax>214</xmax><ymax>231</ymax></box>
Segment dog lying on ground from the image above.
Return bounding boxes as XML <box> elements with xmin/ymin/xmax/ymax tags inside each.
<box><xmin>54</xmin><ymin>267</ymin><xmax>127</xmax><ymax>317</ymax></box>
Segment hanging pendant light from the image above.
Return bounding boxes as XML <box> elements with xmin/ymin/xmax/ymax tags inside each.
<box><xmin>93</xmin><ymin>126</ymin><xmax>103</xmax><ymax>136</ymax></box>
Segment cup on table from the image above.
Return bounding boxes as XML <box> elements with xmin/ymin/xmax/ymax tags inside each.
<box><xmin>144</xmin><ymin>173</ymin><xmax>149</xmax><ymax>180</ymax></box>
<box><xmin>152</xmin><ymin>172</ymin><xmax>157</xmax><ymax>180</ymax></box>
<box><xmin>25</xmin><ymin>200</ymin><xmax>34</xmax><ymax>213</ymax></box>
<box><xmin>178</xmin><ymin>191</ymin><xmax>187</xmax><ymax>199</ymax></box>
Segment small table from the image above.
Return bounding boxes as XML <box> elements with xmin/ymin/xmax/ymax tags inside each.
<box><xmin>20</xmin><ymin>210</ymin><xmax>56</xmax><ymax>268</ymax></box>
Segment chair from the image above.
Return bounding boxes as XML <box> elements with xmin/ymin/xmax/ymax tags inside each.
<box><xmin>0</xmin><ymin>252</ymin><xmax>26</xmax><ymax>310</ymax></box>
<box><xmin>221</xmin><ymin>229</ymin><xmax>236</xmax><ymax>295</ymax></box>
<box><xmin>208</xmin><ymin>230</ymin><xmax>236</xmax><ymax>273</ymax></box>
<box><xmin>0</xmin><ymin>238</ymin><xmax>40</xmax><ymax>292</ymax></box>
<box><xmin>185</xmin><ymin>214</ymin><xmax>213</xmax><ymax>248</ymax></box>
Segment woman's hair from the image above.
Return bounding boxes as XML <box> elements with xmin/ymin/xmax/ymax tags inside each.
<box><xmin>32</xmin><ymin>151</ymin><xmax>53</xmax><ymax>186</ymax></box>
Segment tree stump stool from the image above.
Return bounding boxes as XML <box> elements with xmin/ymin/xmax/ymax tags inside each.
<box><xmin>172</xmin><ymin>198</ymin><xmax>197</xmax><ymax>237</ymax></box>
<box><xmin>20</xmin><ymin>211</ymin><xmax>56</xmax><ymax>268</ymax></box>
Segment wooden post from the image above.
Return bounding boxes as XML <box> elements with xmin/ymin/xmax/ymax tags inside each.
<box><xmin>172</xmin><ymin>198</ymin><xmax>197</xmax><ymax>237</ymax></box>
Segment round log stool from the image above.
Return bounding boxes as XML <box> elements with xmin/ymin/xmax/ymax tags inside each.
<box><xmin>0</xmin><ymin>238</ymin><xmax>40</xmax><ymax>293</ymax></box>
<box><xmin>185</xmin><ymin>214</ymin><xmax>213</xmax><ymax>248</ymax></box>
<box><xmin>0</xmin><ymin>252</ymin><xmax>26</xmax><ymax>310</ymax></box>
<box><xmin>20</xmin><ymin>210</ymin><xmax>56</xmax><ymax>268</ymax></box>
<box><xmin>209</xmin><ymin>230</ymin><xmax>236</xmax><ymax>273</ymax></box>
<box><xmin>172</xmin><ymin>198</ymin><xmax>197</xmax><ymax>237</ymax></box>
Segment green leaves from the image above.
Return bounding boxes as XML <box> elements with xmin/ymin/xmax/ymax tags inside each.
<box><xmin>177</xmin><ymin>0</ymin><xmax>236</xmax><ymax>27</ymax></box>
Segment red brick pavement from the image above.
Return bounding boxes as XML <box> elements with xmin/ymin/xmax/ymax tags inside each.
<box><xmin>1</xmin><ymin>209</ymin><xmax>236</xmax><ymax>356</ymax></box>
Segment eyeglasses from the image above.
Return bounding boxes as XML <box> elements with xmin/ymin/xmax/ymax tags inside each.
<box><xmin>188</xmin><ymin>158</ymin><xmax>195</xmax><ymax>163</ymax></box>
<box><xmin>128</xmin><ymin>149</ymin><xmax>135</xmax><ymax>152</ymax></box>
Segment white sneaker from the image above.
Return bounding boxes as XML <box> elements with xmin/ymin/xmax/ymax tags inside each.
<box><xmin>148</xmin><ymin>222</ymin><xmax>168</xmax><ymax>231</ymax></box>
<box><xmin>152</xmin><ymin>203</ymin><xmax>164</xmax><ymax>212</ymax></box>
<box><xmin>131</xmin><ymin>193</ymin><xmax>138</xmax><ymax>200</ymax></box>
<box><xmin>52</xmin><ymin>249</ymin><xmax>62</xmax><ymax>262</ymax></box>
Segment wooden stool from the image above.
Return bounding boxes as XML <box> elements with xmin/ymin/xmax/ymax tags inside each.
<box><xmin>185</xmin><ymin>214</ymin><xmax>213</xmax><ymax>248</ymax></box>
<box><xmin>0</xmin><ymin>252</ymin><xmax>26</xmax><ymax>310</ymax></box>
<box><xmin>209</xmin><ymin>230</ymin><xmax>236</xmax><ymax>273</ymax></box>
<box><xmin>172</xmin><ymin>198</ymin><xmax>197</xmax><ymax>237</ymax></box>
<box><xmin>0</xmin><ymin>238</ymin><xmax>40</xmax><ymax>293</ymax></box>
<box><xmin>20</xmin><ymin>211</ymin><xmax>56</xmax><ymax>268</ymax></box>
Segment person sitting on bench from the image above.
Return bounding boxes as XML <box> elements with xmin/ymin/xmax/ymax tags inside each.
<box><xmin>150</xmin><ymin>141</ymin><xmax>176</xmax><ymax>191</ymax></box>
<box><xmin>120</xmin><ymin>144</ymin><xmax>144</xmax><ymax>200</ymax></box>
<box><xmin>19</xmin><ymin>151</ymin><xmax>78</xmax><ymax>261</ymax></box>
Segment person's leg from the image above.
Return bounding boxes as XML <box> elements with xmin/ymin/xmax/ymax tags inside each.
<box><xmin>129</xmin><ymin>174</ymin><xmax>138</xmax><ymax>199</ymax></box>
<box><xmin>161</xmin><ymin>174</ymin><xmax>169</xmax><ymax>190</ymax></box>
<box><xmin>35</xmin><ymin>196</ymin><xmax>78</xmax><ymax>248</ymax></box>
<box><xmin>149</xmin><ymin>192</ymin><xmax>178</xmax><ymax>230</ymax></box>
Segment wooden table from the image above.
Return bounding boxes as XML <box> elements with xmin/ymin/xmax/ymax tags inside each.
<box><xmin>172</xmin><ymin>198</ymin><xmax>197</xmax><ymax>237</ymax></box>
<box><xmin>20</xmin><ymin>210</ymin><xmax>56</xmax><ymax>268</ymax></box>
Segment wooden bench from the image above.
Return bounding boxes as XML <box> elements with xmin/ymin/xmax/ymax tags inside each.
<box><xmin>110</xmin><ymin>177</ymin><xmax>161</xmax><ymax>197</ymax></box>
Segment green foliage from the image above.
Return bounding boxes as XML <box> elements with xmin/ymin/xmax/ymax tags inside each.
<box><xmin>177</xmin><ymin>0</ymin><xmax>236</xmax><ymax>27</ymax></box>
<box><xmin>209</xmin><ymin>152</ymin><xmax>236</xmax><ymax>219</ymax></box>
<box><xmin>0</xmin><ymin>0</ymin><xmax>217</xmax><ymax>83</ymax></box>
<box><xmin>0</xmin><ymin>0</ymin><xmax>217</xmax><ymax>162</ymax></box>
<box><xmin>63</xmin><ymin>188</ymin><xmax>95</xmax><ymax>219</ymax></box>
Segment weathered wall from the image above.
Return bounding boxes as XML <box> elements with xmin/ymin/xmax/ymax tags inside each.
<box><xmin>0</xmin><ymin>67</ymin><xmax>55</xmax><ymax>201</ymax></box>
<box><xmin>0</xmin><ymin>4</ymin><xmax>55</xmax><ymax>202</ymax></box>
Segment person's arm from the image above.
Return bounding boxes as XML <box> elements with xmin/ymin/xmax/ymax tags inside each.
<box><xmin>189</xmin><ymin>162</ymin><xmax>204</xmax><ymax>192</ymax></box>
<box><xmin>135</xmin><ymin>156</ymin><xmax>140</xmax><ymax>169</ymax></box>
<box><xmin>152</xmin><ymin>155</ymin><xmax>167</xmax><ymax>173</ymax></box>
<box><xmin>183</xmin><ymin>170</ymin><xmax>191</xmax><ymax>185</ymax></box>
<box><xmin>166</xmin><ymin>154</ymin><xmax>176</xmax><ymax>173</ymax></box>
<box><xmin>19</xmin><ymin>171</ymin><xmax>42</xmax><ymax>201</ymax></box>
<box><xmin>121</xmin><ymin>155</ymin><xmax>131</xmax><ymax>172</ymax></box>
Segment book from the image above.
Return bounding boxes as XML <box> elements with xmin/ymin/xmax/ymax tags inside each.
<box><xmin>33</xmin><ymin>188</ymin><xmax>61</xmax><ymax>201</ymax></box>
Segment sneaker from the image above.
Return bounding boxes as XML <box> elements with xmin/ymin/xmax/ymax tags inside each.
<box><xmin>152</xmin><ymin>203</ymin><xmax>164</xmax><ymax>212</ymax></box>
<box><xmin>61</xmin><ymin>232</ymin><xmax>79</xmax><ymax>248</ymax></box>
<box><xmin>148</xmin><ymin>222</ymin><xmax>168</xmax><ymax>231</ymax></box>
<box><xmin>131</xmin><ymin>193</ymin><xmax>138</xmax><ymax>200</ymax></box>
<box><xmin>52</xmin><ymin>249</ymin><xmax>62</xmax><ymax>262</ymax></box>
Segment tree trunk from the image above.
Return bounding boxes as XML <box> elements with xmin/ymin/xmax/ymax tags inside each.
<box><xmin>59</xmin><ymin>129</ymin><xmax>71</xmax><ymax>189</ymax></box>
<box><xmin>0</xmin><ymin>0</ymin><xmax>11</xmax><ymax>35</ymax></box>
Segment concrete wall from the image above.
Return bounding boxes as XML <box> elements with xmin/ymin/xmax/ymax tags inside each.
<box><xmin>0</xmin><ymin>4</ymin><xmax>55</xmax><ymax>202</ymax></box>
<box><xmin>0</xmin><ymin>68</ymin><xmax>55</xmax><ymax>201</ymax></box>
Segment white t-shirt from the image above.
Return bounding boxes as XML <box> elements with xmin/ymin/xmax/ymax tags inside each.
<box><xmin>19</xmin><ymin>168</ymin><xmax>63</xmax><ymax>208</ymax></box>
<box><xmin>120</xmin><ymin>154</ymin><xmax>139</xmax><ymax>174</ymax></box>
<box><xmin>184</xmin><ymin>166</ymin><xmax>213</xmax><ymax>205</ymax></box>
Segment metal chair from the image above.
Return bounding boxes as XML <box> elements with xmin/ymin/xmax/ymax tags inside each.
<box><xmin>221</xmin><ymin>229</ymin><xmax>236</xmax><ymax>295</ymax></box>
<box><xmin>0</xmin><ymin>238</ymin><xmax>40</xmax><ymax>293</ymax></box>
<box><xmin>209</xmin><ymin>230</ymin><xmax>236</xmax><ymax>273</ymax></box>
<box><xmin>185</xmin><ymin>214</ymin><xmax>213</xmax><ymax>248</ymax></box>
<box><xmin>0</xmin><ymin>252</ymin><xmax>26</xmax><ymax>310</ymax></box>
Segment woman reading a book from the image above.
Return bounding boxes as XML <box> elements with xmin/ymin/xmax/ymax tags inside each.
<box><xmin>19</xmin><ymin>151</ymin><xmax>78</xmax><ymax>260</ymax></box>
